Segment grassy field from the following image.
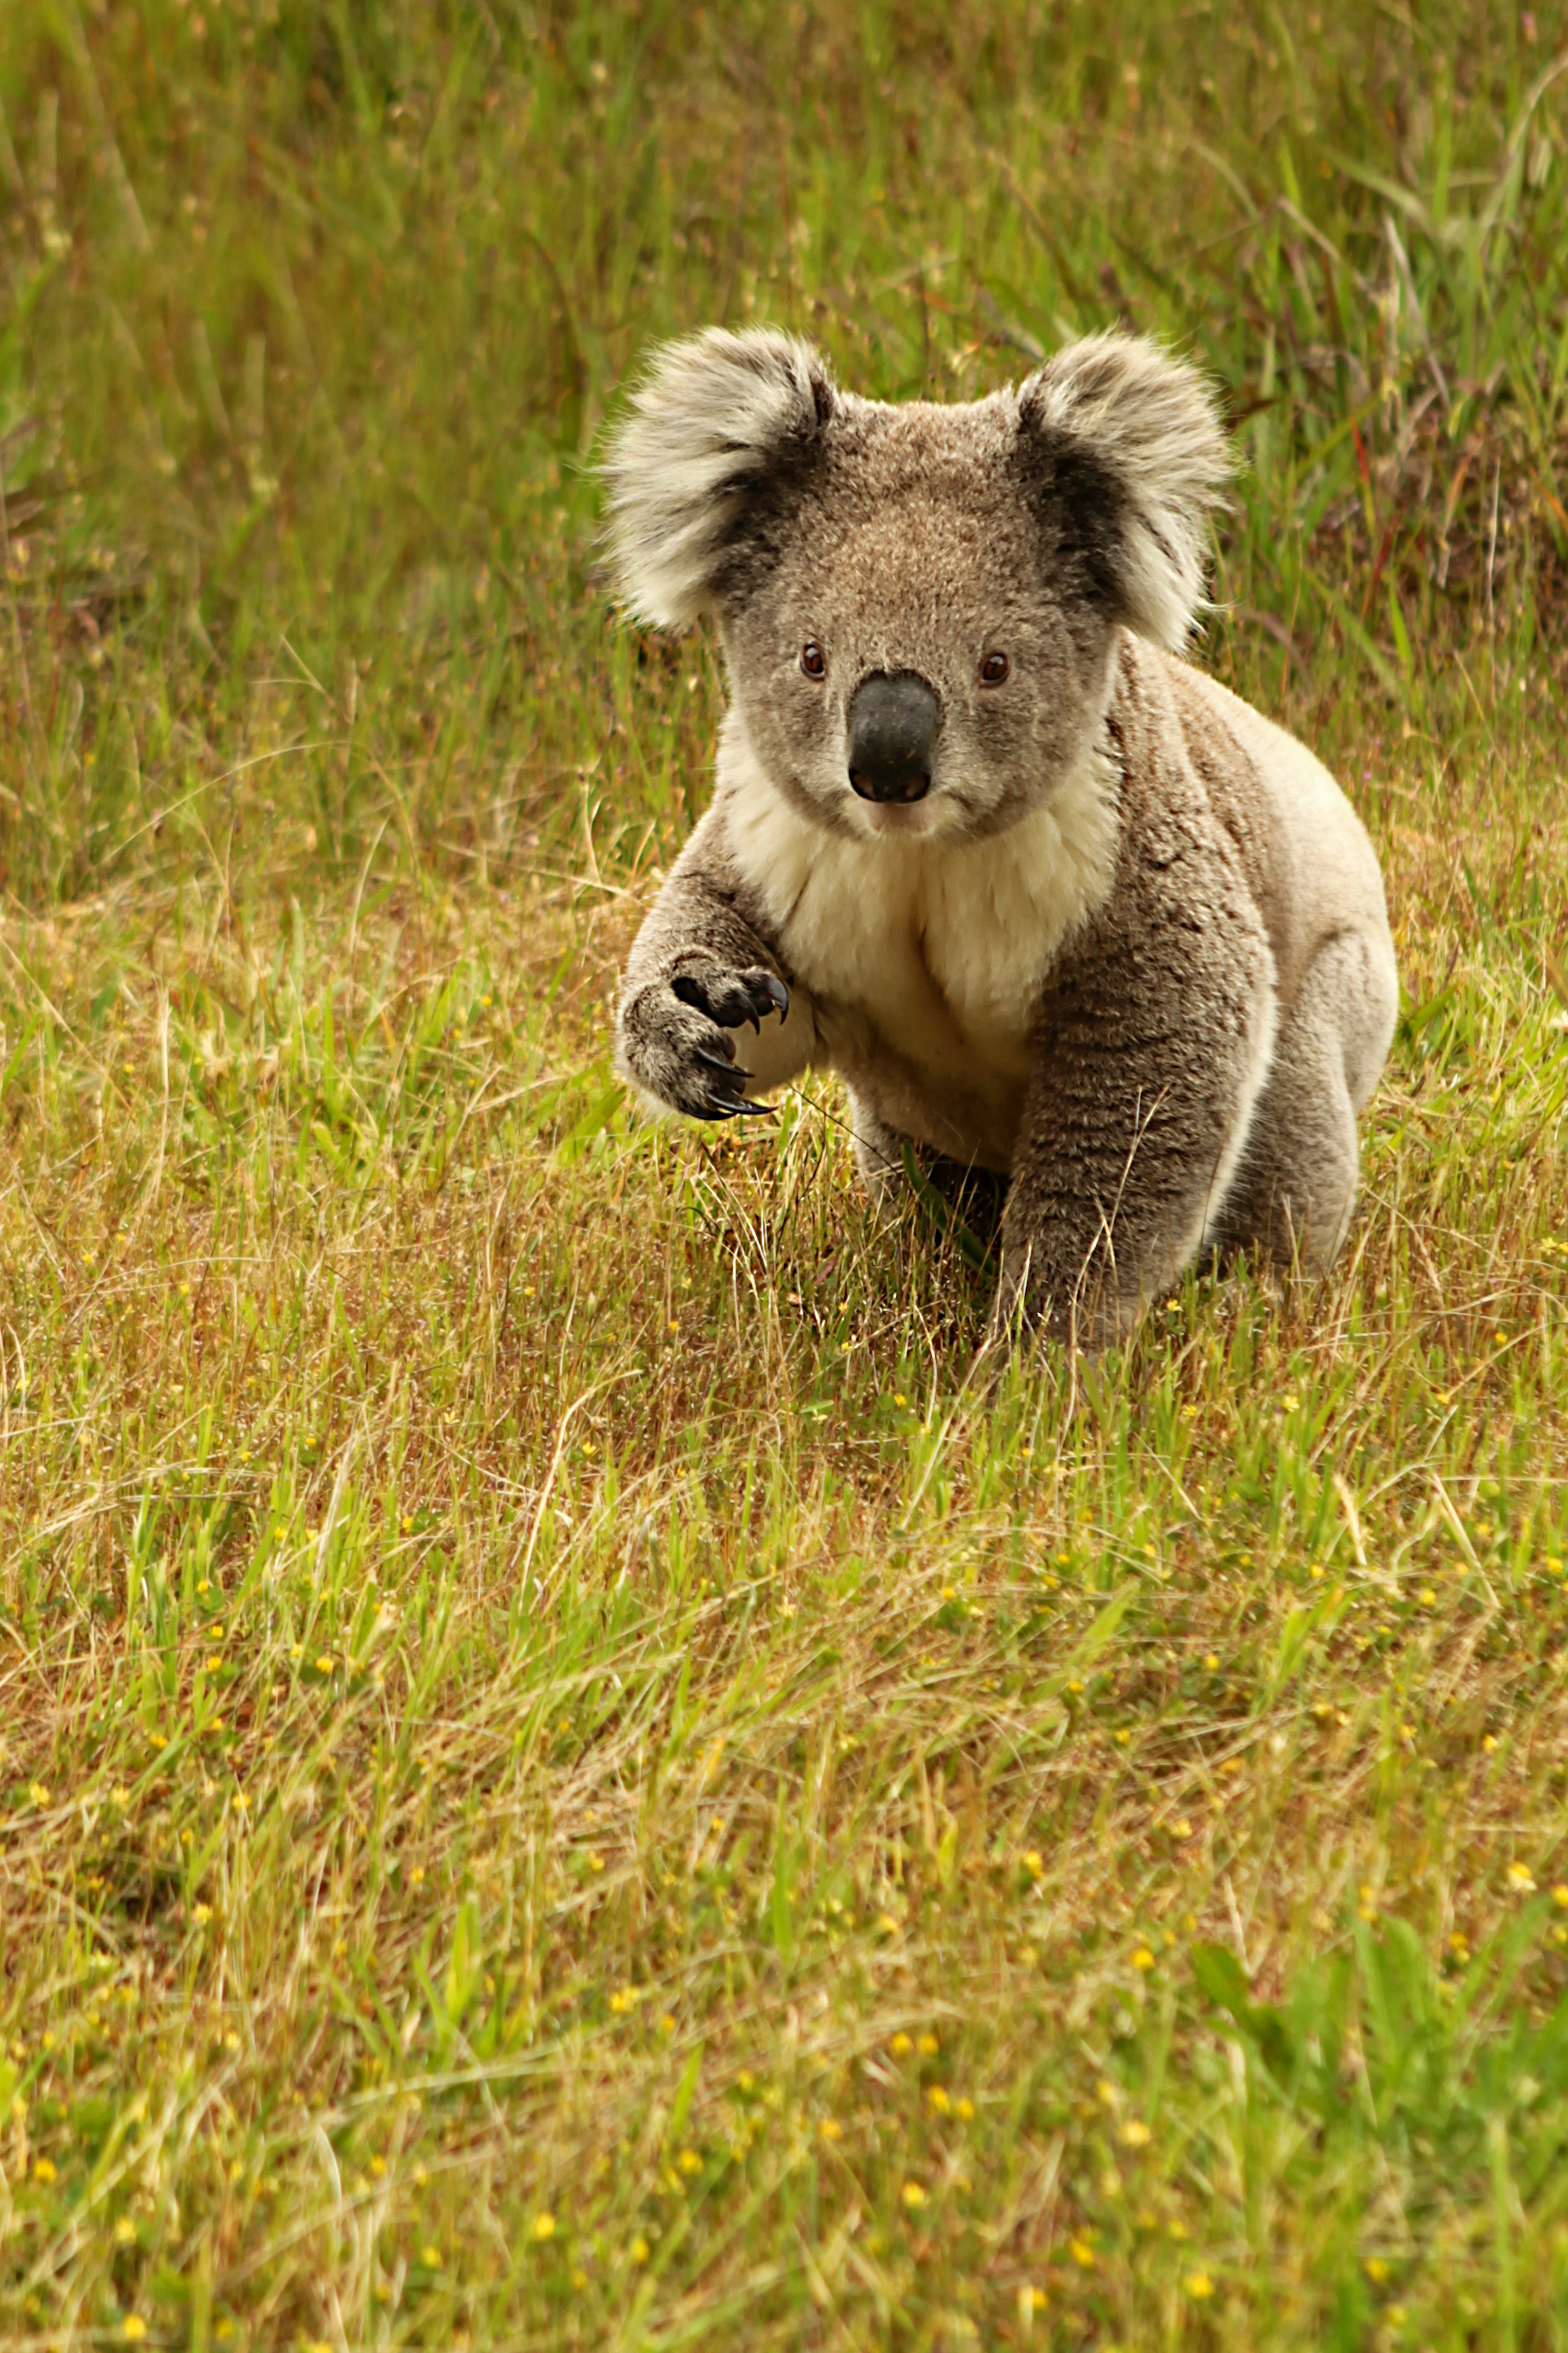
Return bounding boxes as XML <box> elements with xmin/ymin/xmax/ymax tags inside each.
<box><xmin>2</xmin><ymin>1</ymin><xmax>1568</xmax><ymax>2346</ymax></box>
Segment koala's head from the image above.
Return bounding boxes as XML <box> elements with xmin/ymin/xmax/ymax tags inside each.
<box><xmin>604</xmin><ymin>328</ymin><xmax>1228</xmax><ymax>843</ymax></box>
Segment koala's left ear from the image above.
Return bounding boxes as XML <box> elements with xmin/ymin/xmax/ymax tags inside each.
<box><xmin>1018</xmin><ymin>333</ymin><xmax>1230</xmax><ymax>650</ymax></box>
<box><xmin>603</xmin><ymin>328</ymin><xmax>838</xmax><ymax>628</ymax></box>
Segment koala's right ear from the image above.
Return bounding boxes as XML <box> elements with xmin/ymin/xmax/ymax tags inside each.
<box><xmin>603</xmin><ymin>328</ymin><xmax>837</xmax><ymax>627</ymax></box>
<box><xmin>1018</xmin><ymin>333</ymin><xmax>1230</xmax><ymax>651</ymax></box>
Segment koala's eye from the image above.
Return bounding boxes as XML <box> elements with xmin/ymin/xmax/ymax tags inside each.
<box><xmin>980</xmin><ymin>651</ymin><xmax>1010</xmax><ymax>686</ymax></box>
<box><xmin>800</xmin><ymin>641</ymin><xmax>827</xmax><ymax>680</ymax></box>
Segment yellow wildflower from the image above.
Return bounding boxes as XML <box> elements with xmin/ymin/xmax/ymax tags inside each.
<box><xmin>1186</xmin><ymin>2270</ymin><xmax>1214</xmax><ymax>2298</ymax></box>
<box><xmin>532</xmin><ymin>2212</ymin><xmax>557</xmax><ymax>2240</ymax></box>
<box><xmin>901</xmin><ymin>2181</ymin><xmax>927</xmax><ymax>2208</ymax></box>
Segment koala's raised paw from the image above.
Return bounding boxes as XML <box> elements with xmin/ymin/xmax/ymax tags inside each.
<box><xmin>619</xmin><ymin>967</ymin><xmax>789</xmax><ymax>1121</ymax></box>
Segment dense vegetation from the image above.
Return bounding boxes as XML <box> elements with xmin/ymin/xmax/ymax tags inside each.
<box><xmin>1</xmin><ymin>3</ymin><xmax>1566</xmax><ymax>2345</ymax></box>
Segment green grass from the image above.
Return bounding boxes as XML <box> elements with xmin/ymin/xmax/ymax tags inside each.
<box><xmin>2</xmin><ymin>2</ymin><xmax>1568</xmax><ymax>2346</ymax></box>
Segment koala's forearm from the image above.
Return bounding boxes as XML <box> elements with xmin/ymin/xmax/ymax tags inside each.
<box><xmin>1001</xmin><ymin>988</ymin><xmax>1271</xmax><ymax>1346</ymax></box>
<box><xmin>621</xmin><ymin>810</ymin><xmax>784</xmax><ymax>997</ymax></box>
<box><xmin>999</xmin><ymin>768</ymin><xmax>1277</xmax><ymax>1346</ymax></box>
<box><xmin>616</xmin><ymin>809</ymin><xmax>818</xmax><ymax>1118</ymax></box>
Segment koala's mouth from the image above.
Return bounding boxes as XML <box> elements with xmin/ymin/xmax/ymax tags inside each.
<box><xmin>846</xmin><ymin>670</ymin><xmax>941</xmax><ymax>807</ymax></box>
<box><xmin>860</xmin><ymin>798</ymin><xmax>939</xmax><ymax>838</ymax></box>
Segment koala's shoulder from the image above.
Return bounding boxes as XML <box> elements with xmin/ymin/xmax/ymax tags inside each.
<box><xmin>1084</xmin><ymin>635</ymin><xmax>1273</xmax><ymax>988</ymax></box>
<box><xmin>1107</xmin><ymin>637</ymin><xmax>1273</xmax><ymax>901</ymax></box>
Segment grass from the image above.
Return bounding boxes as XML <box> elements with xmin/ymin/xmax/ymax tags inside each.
<box><xmin>1</xmin><ymin>1</ymin><xmax>1568</xmax><ymax>2346</ymax></box>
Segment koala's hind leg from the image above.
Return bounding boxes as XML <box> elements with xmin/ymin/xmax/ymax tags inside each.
<box><xmin>1214</xmin><ymin>929</ymin><xmax>1396</xmax><ymax>1274</ymax></box>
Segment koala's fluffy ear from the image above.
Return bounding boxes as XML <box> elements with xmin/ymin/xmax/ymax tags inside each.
<box><xmin>1018</xmin><ymin>333</ymin><xmax>1230</xmax><ymax>650</ymax></box>
<box><xmin>603</xmin><ymin>328</ymin><xmax>837</xmax><ymax>627</ymax></box>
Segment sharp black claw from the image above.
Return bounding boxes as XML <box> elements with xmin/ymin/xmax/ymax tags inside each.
<box><xmin>757</xmin><ymin>973</ymin><xmax>790</xmax><ymax>1018</ymax></box>
<box><xmin>693</xmin><ymin>1090</ymin><xmax>772</xmax><ymax>1119</ymax></box>
<box><xmin>694</xmin><ymin>1046</ymin><xmax>749</xmax><ymax>1081</ymax></box>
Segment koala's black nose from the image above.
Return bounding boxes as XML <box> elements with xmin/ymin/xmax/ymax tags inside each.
<box><xmin>847</xmin><ymin>671</ymin><xmax>941</xmax><ymax>805</ymax></box>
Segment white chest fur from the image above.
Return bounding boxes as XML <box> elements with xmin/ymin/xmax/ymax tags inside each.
<box><xmin>720</xmin><ymin>732</ymin><xmax>1120</xmax><ymax>1156</ymax></box>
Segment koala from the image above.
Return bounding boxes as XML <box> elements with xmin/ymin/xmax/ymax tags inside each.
<box><xmin>605</xmin><ymin>327</ymin><xmax>1398</xmax><ymax>1346</ymax></box>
